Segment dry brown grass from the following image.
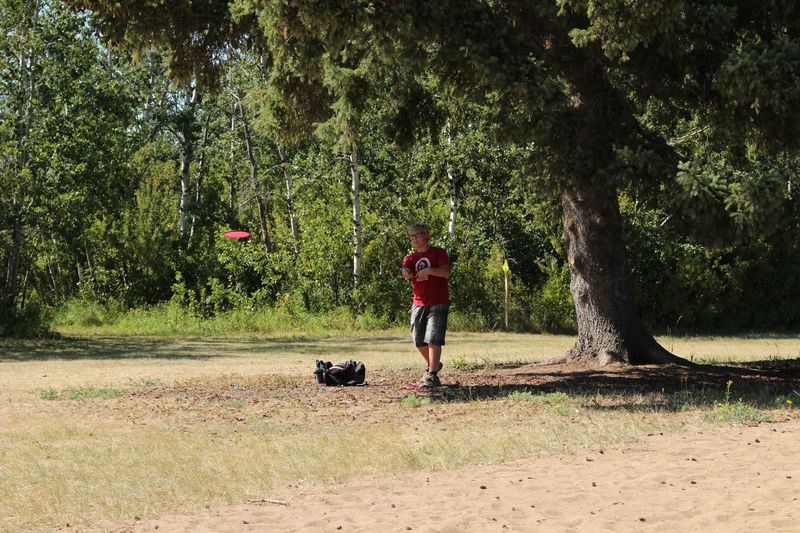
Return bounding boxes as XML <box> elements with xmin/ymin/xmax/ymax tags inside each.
<box><xmin>1</xmin><ymin>332</ymin><xmax>798</xmax><ymax>530</ymax></box>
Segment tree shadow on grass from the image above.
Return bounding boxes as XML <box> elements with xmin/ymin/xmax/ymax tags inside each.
<box><xmin>0</xmin><ymin>337</ymin><xmax>216</xmax><ymax>361</ymax></box>
<box><xmin>0</xmin><ymin>334</ymin><xmax>407</xmax><ymax>361</ymax></box>
<box><xmin>428</xmin><ymin>359</ymin><xmax>800</xmax><ymax>411</ymax></box>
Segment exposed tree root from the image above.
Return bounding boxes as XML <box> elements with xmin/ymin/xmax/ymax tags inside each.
<box><xmin>538</xmin><ymin>341</ymin><xmax>696</xmax><ymax>368</ymax></box>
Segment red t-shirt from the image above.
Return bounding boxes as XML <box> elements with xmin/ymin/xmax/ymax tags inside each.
<box><xmin>402</xmin><ymin>246</ymin><xmax>450</xmax><ymax>306</ymax></box>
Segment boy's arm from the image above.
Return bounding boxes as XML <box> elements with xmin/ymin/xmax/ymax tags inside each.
<box><xmin>415</xmin><ymin>263</ymin><xmax>450</xmax><ymax>280</ymax></box>
<box><xmin>401</xmin><ymin>256</ymin><xmax>414</xmax><ymax>279</ymax></box>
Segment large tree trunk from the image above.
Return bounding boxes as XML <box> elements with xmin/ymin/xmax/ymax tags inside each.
<box><xmin>559</xmin><ymin>181</ymin><xmax>688</xmax><ymax>366</ymax></box>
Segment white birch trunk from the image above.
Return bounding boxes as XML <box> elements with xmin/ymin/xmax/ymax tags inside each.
<box><xmin>188</xmin><ymin>114</ymin><xmax>211</xmax><ymax>246</ymax></box>
<box><xmin>178</xmin><ymin>85</ymin><xmax>199</xmax><ymax>237</ymax></box>
<box><xmin>229</xmin><ymin>109</ymin><xmax>237</xmax><ymax>214</ymax></box>
<box><xmin>349</xmin><ymin>147</ymin><xmax>363</xmax><ymax>287</ymax></box>
<box><xmin>446</xmin><ymin>127</ymin><xmax>457</xmax><ymax>239</ymax></box>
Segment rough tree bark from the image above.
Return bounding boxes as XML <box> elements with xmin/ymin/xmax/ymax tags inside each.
<box><xmin>557</xmin><ymin>181</ymin><xmax>689</xmax><ymax>366</ymax></box>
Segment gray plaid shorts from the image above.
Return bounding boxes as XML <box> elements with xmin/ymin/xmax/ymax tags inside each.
<box><xmin>411</xmin><ymin>303</ymin><xmax>449</xmax><ymax>347</ymax></box>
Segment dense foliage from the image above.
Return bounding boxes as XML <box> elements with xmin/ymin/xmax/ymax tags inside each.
<box><xmin>3</xmin><ymin>1</ymin><xmax>800</xmax><ymax>337</ymax></box>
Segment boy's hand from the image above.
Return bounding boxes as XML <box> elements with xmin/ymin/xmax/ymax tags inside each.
<box><xmin>415</xmin><ymin>269</ymin><xmax>429</xmax><ymax>281</ymax></box>
<box><xmin>401</xmin><ymin>267</ymin><xmax>413</xmax><ymax>280</ymax></box>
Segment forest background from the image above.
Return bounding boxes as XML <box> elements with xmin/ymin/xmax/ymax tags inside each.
<box><xmin>3</xmin><ymin>1</ymin><xmax>800</xmax><ymax>338</ymax></box>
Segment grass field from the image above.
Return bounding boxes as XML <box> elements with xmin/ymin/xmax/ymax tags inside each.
<box><xmin>1</xmin><ymin>332</ymin><xmax>799</xmax><ymax>530</ymax></box>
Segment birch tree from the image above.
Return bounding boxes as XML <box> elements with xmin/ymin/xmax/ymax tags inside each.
<box><xmin>348</xmin><ymin>146</ymin><xmax>363</xmax><ymax>287</ymax></box>
<box><xmin>277</xmin><ymin>145</ymin><xmax>300</xmax><ymax>255</ymax></box>
<box><xmin>237</xmin><ymin>99</ymin><xmax>272</xmax><ymax>255</ymax></box>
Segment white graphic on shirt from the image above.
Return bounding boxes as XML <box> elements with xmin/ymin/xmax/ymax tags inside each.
<box><xmin>415</xmin><ymin>257</ymin><xmax>431</xmax><ymax>273</ymax></box>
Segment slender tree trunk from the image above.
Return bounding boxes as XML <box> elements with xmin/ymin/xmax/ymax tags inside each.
<box><xmin>106</xmin><ymin>41</ymin><xmax>113</xmax><ymax>80</ymax></box>
<box><xmin>277</xmin><ymin>145</ymin><xmax>300</xmax><ymax>254</ymax></box>
<box><xmin>188</xmin><ymin>114</ymin><xmax>211</xmax><ymax>246</ymax></box>
<box><xmin>46</xmin><ymin>253</ymin><xmax>59</xmax><ymax>300</ymax></box>
<box><xmin>37</xmin><ymin>230</ymin><xmax>58</xmax><ymax>300</ymax></box>
<box><xmin>229</xmin><ymin>109</ymin><xmax>237</xmax><ymax>218</ymax></box>
<box><xmin>4</xmin><ymin>218</ymin><xmax>23</xmax><ymax>311</ymax></box>
<box><xmin>48</xmin><ymin>232</ymin><xmax>66</xmax><ymax>301</ymax></box>
<box><xmin>178</xmin><ymin>85</ymin><xmax>199</xmax><ymax>238</ymax></box>
<box><xmin>83</xmin><ymin>240</ymin><xmax>97</xmax><ymax>298</ymax></box>
<box><xmin>238</xmin><ymin>102</ymin><xmax>271</xmax><ymax>254</ymax></box>
<box><xmin>349</xmin><ymin>146</ymin><xmax>363</xmax><ymax>287</ymax></box>
<box><xmin>557</xmin><ymin>181</ymin><xmax>688</xmax><ymax>366</ymax></box>
<box><xmin>446</xmin><ymin>128</ymin><xmax>457</xmax><ymax>239</ymax></box>
<box><xmin>20</xmin><ymin>260</ymin><xmax>30</xmax><ymax>309</ymax></box>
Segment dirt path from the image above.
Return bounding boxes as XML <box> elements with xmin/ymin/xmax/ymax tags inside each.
<box><xmin>117</xmin><ymin>419</ymin><xmax>799</xmax><ymax>532</ymax></box>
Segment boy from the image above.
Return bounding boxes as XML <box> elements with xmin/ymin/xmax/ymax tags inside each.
<box><xmin>401</xmin><ymin>223</ymin><xmax>451</xmax><ymax>388</ymax></box>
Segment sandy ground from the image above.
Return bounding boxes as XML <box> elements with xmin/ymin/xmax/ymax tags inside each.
<box><xmin>116</xmin><ymin>419</ymin><xmax>799</xmax><ymax>532</ymax></box>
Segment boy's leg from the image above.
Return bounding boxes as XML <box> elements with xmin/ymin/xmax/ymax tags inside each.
<box><xmin>412</xmin><ymin>305</ymin><xmax>438</xmax><ymax>369</ymax></box>
<box><xmin>425</xmin><ymin>304</ymin><xmax>448</xmax><ymax>373</ymax></box>
<box><xmin>416</xmin><ymin>344</ymin><xmax>445</xmax><ymax>371</ymax></box>
<box><xmin>412</xmin><ymin>304</ymin><xmax>446</xmax><ymax>376</ymax></box>
<box><xmin>427</xmin><ymin>344</ymin><xmax>442</xmax><ymax>373</ymax></box>
<box><xmin>417</xmin><ymin>344</ymin><xmax>430</xmax><ymax>366</ymax></box>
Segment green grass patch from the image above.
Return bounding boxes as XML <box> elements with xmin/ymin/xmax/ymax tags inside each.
<box><xmin>52</xmin><ymin>299</ymin><xmax>408</xmax><ymax>338</ymax></box>
<box><xmin>401</xmin><ymin>394</ymin><xmax>431</xmax><ymax>407</ymax></box>
<box><xmin>703</xmin><ymin>400</ymin><xmax>772</xmax><ymax>423</ymax></box>
<box><xmin>450</xmin><ymin>355</ymin><xmax>471</xmax><ymax>370</ymax></box>
<box><xmin>40</xmin><ymin>386</ymin><xmax>123</xmax><ymax>401</ymax></box>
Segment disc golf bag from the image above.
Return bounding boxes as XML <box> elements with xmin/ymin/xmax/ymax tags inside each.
<box><xmin>315</xmin><ymin>359</ymin><xmax>366</xmax><ymax>386</ymax></box>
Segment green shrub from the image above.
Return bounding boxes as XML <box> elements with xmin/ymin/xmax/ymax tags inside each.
<box><xmin>1</xmin><ymin>302</ymin><xmax>54</xmax><ymax>338</ymax></box>
<box><xmin>53</xmin><ymin>299</ymin><xmax>114</xmax><ymax>328</ymax></box>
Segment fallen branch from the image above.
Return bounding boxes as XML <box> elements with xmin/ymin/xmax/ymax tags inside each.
<box><xmin>247</xmin><ymin>498</ymin><xmax>290</xmax><ymax>506</ymax></box>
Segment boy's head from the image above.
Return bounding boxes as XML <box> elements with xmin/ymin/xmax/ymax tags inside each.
<box><xmin>407</xmin><ymin>222</ymin><xmax>430</xmax><ymax>248</ymax></box>
<box><xmin>407</xmin><ymin>222</ymin><xmax>429</xmax><ymax>236</ymax></box>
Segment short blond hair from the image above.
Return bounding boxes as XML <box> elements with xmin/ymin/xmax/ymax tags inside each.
<box><xmin>407</xmin><ymin>222</ymin><xmax>429</xmax><ymax>235</ymax></box>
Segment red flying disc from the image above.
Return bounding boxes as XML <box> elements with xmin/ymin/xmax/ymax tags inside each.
<box><xmin>223</xmin><ymin>230</ymin><xmax>251</xmax><ymax>239</ymax></box>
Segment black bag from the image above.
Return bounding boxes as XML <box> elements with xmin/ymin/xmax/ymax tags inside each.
<box><xmin>315</xmin><ymin>359</ymin><xmax>366</xmax><ymax>386</ymax></box>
